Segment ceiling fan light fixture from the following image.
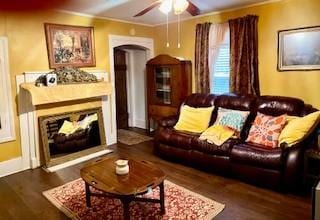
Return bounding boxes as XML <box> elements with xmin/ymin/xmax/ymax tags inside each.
<box><xmin>173</xmin><ymin>0</ymin><xmax>189</xmax><ymax>14</ymax></box>
<box><xmin>159</xmin><ymin>0</ymin><xmax>173</xmax><ymax>14</ymax></box>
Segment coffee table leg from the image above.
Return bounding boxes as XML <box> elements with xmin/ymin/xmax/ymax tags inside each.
<box><xmin>85</xmin><ymin>182</ymin><xmax>91</xmax><ymax>207</ymax></box>
<box><xmin>121</xmin><ymin>199</ymin><xmax>130</xmax><ymax>220</ymax></box>
<box><xmin>160</xmin><ymin>181</ymin><xmax>165</xmax><ymax>214</ymax></box>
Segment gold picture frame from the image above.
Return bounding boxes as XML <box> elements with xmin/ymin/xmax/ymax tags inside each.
<box><xmin>44</xmin><ymin>23</ymin><xmax>96</xmax><ymax>68</ymax></box>
<box><xmin>278</xmin><ymin>26</ymin><xmax>320</xmax><ymax>71</ymax></box>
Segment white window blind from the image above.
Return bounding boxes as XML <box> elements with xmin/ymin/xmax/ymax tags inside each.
<box><xmin>211</xmin><ymin>43</ymin><xmax>230</xmax><ymax>94</ymax></box>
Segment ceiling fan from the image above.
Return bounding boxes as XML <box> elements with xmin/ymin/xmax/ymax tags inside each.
<box><xmin>133</xmin><ymin>0</ymin><xmax>200</xmax><ymax>17</ymax></box>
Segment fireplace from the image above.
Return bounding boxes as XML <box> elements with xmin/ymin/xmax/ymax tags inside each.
<box><xmin>17</xmin><ymin>70</ymin><xmax>116</xmax><ymax>172</ymax></box>
<box><xmin>39</xmin><ymin>108</ymin><xmax>106</xmax><ymax>168</ymax></box>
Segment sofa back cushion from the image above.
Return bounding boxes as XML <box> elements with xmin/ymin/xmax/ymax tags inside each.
<box><xmin>183</xmin><ymin>93</ymin><xmax>217</xmax><ymax>108</ymax></box>
<box><xmin>255</xmin><ymin>96</ymin><xmax>305</xmax><ymax>116</ymax></box>
<box><xmin>214</xmin><ymin>94</ymin><xmax>256</xmax><ymax>111</ymax></box>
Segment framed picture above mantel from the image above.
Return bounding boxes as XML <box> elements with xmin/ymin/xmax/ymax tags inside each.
<box><xmin>277</xmin><ymin>26</ymin><xmax>320</xmax><ymax>71</ymax></box>
<box><xmin>44</xmin><ymin>23</ymin><xmax>96</xmax><ymax>69</ymax></box>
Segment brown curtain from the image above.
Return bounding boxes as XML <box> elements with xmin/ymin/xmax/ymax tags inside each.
<box><xmin>195</xmin><ymin>22</ymin><xmax>211</xmax><ymax>93</ymax></box>
<box><xmin>229</xmin><ymin>15</ymin><xmax>260</xmax><ymax>96</ymax></box>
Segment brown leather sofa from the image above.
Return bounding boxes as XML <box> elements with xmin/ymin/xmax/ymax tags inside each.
<box><xmin>154</xmin><ymin>93</ymin><xmax>319</xmax><ymax>190</ymax></box>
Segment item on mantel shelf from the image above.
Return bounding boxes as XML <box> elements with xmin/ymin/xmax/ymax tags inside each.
<box><xmin>35</xmin><ymin>66</ymin><xmax>100</xmax><ymax>86</ymax></box>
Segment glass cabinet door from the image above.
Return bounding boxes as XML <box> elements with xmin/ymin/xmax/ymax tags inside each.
<box><xmin>155</xmin><ymin>67</ymin><xmax>171</xmax><ymax>104</ymax></box>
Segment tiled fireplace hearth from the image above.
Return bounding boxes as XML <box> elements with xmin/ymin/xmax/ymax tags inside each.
<box><xmin>16</xmin><ymin>71</ymin><xmax>115</xmax><ymax>172</ymax></box>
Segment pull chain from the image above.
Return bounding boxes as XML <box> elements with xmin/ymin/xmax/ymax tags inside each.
<box><xmin>177</xmin><ymin>13</ymin><xmax>181</xmax><ymax>48</ymax></box>
<box><xmin>166</xmin><ymin>13</ymin><xmax>170</xmax><ymax>47</ymax></box>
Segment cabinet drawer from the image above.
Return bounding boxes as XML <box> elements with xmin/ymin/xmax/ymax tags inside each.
<box><xmin>149</xmin><ymin>105</ymin><xmax>177</xmax><ymax>117</ymax></box>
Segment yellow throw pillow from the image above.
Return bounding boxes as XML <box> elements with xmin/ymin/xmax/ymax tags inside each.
<box><xmin>278</xmin><ymin>111</ymin><xmax>320</xmax><ymax>147</ymax></box>
<box><xmin>174</xmin><ymin>105</ymin><xmax>214</xmax><ymax>133</ymax></box>
<box><xmin>199</xmin><ymin>125</ymin><xmax>235</xmax><ymax>146</ymax></box>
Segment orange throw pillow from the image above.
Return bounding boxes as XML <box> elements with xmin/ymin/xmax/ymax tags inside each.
<box><xmin>246</xmin><ymin>113</ymin><xmax>287</xmax><ymax>148</ymax></box>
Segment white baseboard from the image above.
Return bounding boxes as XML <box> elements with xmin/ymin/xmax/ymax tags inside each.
<box><xmin>135</xmin><ymin>119</ymin><xmax>146</xmax><ymax>129</ymax></box>
<box><xmin>44</xmin><ymin>149</ymin><xmax>113</xmax><ymax>172</ymax></box>
<box><xmin>0</xmin><ymin>157</ymin><xmax>26</xmax><ymax>178</ymax></box>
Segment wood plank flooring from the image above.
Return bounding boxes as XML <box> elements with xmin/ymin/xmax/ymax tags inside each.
<box><xmin>0</xmin><ymin>130</ymin><xmax>312</xmax><ymax>220</ymax></box>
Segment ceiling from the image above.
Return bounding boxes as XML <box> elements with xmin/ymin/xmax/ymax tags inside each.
<box><xmin>58</xmin><ymin>0</ymin><xmax>272</xmax><ymax>26</ymax></box>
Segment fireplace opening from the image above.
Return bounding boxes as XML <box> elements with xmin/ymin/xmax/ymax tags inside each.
<box><xmin>39</xmin><ymin>107</ymin><xmax>107</xmax><ymax>168</ymax></box>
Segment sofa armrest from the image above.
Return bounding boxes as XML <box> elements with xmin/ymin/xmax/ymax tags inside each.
<box><xmin>158</xmin><ymin>115</ymin><xmax>178</xmax><ymax>128</ymax></box>
<box><xmin>281</xmin><ymin>140</ymin><xmax>312</xmax><ymax>189</ymax></box>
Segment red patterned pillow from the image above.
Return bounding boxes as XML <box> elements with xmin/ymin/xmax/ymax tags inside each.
<box><xmin>246</xmin><ymin>113</ymin><xmax>287</xmax><ymax>148</ymax></box>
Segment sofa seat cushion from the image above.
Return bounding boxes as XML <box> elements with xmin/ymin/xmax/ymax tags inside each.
<box><xmin>230</xmin><ymin>143</ymin><xmax>283</xmax><ymax>170</ymax></box>
<box><xmin>191</xmin><ymin>137</ymin><xmax>239</xmax><ymax>156</ymax></box>
<box><xmin>157</xmin><ymin>128</ymin><xmax>195</xmax><ymax>150</ymax></box>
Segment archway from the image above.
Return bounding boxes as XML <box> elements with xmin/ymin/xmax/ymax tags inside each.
<box><xmin>108</xmin><ymin>35</ymin><xmax>154</xmax><ymax>143</ymax></box>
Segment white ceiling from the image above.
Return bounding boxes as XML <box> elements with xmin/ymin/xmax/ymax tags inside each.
<box><xmin>58</xmin><ymin>0</ymin><xmax>272</xmax><ymax>26</ymax></box>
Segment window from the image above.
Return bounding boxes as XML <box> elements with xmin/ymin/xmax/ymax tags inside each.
<box><xmin>211</xmin><ymin>43</ymin><xmax>230</xmax><ymax>94</ymax></box>
<box><xmin>209</xmin><ymin>24</ymin><xmax>230</xmax><ymax>94</ymax></box>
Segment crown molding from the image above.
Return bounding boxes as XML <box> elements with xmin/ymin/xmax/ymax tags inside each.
<box><xmin>56</xmin><ymin>9</ymin><xmax>154</xmax><ymax>27</ymax></box>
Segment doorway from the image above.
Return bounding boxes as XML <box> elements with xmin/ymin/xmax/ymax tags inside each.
<box><xmin>114</xmin><ymin>45</ymin><xmax>148</xmax><ymax>131</ymax></box>
<box><xmin>109</xmin><ymin>35</ymin><xmax>154</xmax><ymax>143</ymax></box>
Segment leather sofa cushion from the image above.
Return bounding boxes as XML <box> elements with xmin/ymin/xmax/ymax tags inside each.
<box><xmin>214</xmin><ymin>93</ymin><xmax>256</xmax><ymax>111</ymax></box>
<box><xmin>191</xmin><ymin>137</ymin><xmax>239</xmax><ymax>156</ymax></box>
<box><xmin>256</xmin><ymin>96</ymin><xmax>305</xmax><ymax>116</ymax></box>
<box><xmin>230</xmin><ymin>143</ymin><xmax>283</xmax><ymax>170</ymax></box>
<box><xmin>183</xmin><ymin>93</ymin><xmax>216</xmax><ymax>108</ymax></box>
<box><xmin>157</xmin><ymin>128</ymin><xmax>195</xmax><ymax>150</ymax></box>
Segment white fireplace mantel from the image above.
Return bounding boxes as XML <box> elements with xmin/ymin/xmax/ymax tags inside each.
<box><xmin>16</xmin><ymin>70</ymin><xmax>116</xmax><ymax>170</ymax></box>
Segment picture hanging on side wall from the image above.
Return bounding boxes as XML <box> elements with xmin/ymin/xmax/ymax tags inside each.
<box><xmin>44</xmin><ymin>23</ymin><xmax>96</xmax><ymax>68</ymax></box>
<box><xmin>278</xmin><ymin>26</ymin><xmax>320</xmax><ymax>71</ymax></box>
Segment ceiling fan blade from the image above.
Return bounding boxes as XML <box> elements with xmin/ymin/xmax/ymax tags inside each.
<box><xmin>186</xmin><ymin>0</ymin><xmax>200</xmax><ymax>16</ymax></box>
<box><xmin>133</xmin><ymin>0</ymin><xmax>162</xmax><ymax>17</ymax></box>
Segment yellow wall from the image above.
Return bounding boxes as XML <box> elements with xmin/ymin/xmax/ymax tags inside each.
<box><xmin>154</xmin><ymin>0</ymin><xmax>320</xmax><ymax>108</ymax></box>
<box><xmin>0</xmin><ymin>10</ymin><xmax>154</xmax><ymax>162</ymax></box>
<box><xmin>1</xmin><ymin>0</ymin><xmax>320</xmax><ymax>163</ymax></box>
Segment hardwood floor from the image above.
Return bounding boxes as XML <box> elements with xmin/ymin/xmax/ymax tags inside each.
<box><xmin>0</xmin><ymin>131</ymin><xmax>312</xmax><ymax>219</ymax></box>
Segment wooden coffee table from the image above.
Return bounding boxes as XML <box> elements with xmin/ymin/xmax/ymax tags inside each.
<box><xmin>80</xmin><ymin>156</ymin><xmax>166</xmax><ymax>219</ymax></box>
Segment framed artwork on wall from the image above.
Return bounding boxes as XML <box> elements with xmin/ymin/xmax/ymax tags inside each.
<box><xmin>278</xmin><ymin>26</ymin><xmax>320</xmax><ymax>71</ymax></box>
<box><xmin>0</xmin><ymin>37</ymin><xmax>15</xmax><ymax>143</ymax></box>
<box><xmin>44</xmin><ymin>23</ymin><xmax>96</xmax><ymax>69</ymax></box>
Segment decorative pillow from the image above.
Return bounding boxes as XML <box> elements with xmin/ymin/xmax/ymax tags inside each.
<box><xmin>278</xmin><ymin>111</ymin><xmax>320</xmax><ymax>147</ymax></box>
<box><xmin>199</xmin><ymin>124</ymin><xmax>235</xmax><ymax>146</ymax></box>
<box><xmin>214</xmin><ymin>107</ymin><xmax>250</xmax><ymax>136</ymax></box>
<box><xmin>246</xmin><ymin>113</ymin><xmax>287</xmax><ymax>148</ymax></box>
<box><xmin>174</xmin><ymin>105</ymin><xmax>214</xmax><ymax>133</ymax></box>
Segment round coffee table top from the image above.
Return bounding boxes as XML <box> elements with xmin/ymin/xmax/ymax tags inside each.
<box><xmin>80</xmin><ymin>156</ymin><xmax>166</xmax><ymax>196</ymax></box>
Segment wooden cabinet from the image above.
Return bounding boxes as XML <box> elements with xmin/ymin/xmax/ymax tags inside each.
<box><xmin>146</xmin><ymin>54</ymin><xmax>192</xmax><ymax>131</ymax></box>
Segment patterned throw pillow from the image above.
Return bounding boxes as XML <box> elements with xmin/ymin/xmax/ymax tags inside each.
<box><xmin>246</xmin><ymin>113</ymin><xmax>287</xmax><ymax>148</ymax></box>
<box><xmin>214</xmin><ymin>107</ymin><xmax>250</xmax><ymax>136</ymax></box>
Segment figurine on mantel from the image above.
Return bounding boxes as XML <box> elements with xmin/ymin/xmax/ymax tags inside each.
<box><xmin>35</xmin><ymin>66</ymin><xmax>100</xmax><ymax>87</ymax></box>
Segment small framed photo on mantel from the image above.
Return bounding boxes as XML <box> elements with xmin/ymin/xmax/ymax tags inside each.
<box><xmin>44</xmin><ymin>23</ymin><xmax>96</xmax><ymax>69</ymax></box>
<box><xmin>277</xmin><ymin>26</ymin><xmax>320</xmax><ymax>71</ymax></box>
